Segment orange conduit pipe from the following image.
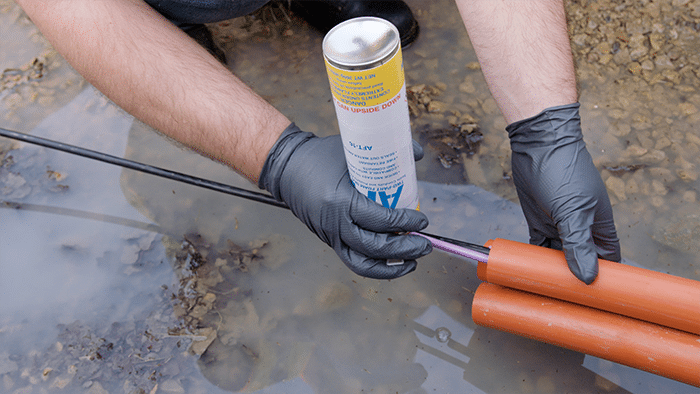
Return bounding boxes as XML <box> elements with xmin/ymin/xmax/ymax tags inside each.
<box><xmin>477</xmin><ymin>238</ymin><xmax>700</xmax><ymax>335</ymax></box>
<box><xmin>472</xmin><ymin>283</ymin><xmax>700</xmax><ymax>387</ymax></box>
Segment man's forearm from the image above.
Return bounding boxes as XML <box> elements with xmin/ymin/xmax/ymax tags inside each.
<box><xmin>455</xmin><ymin>0</ymin><xmax>577</xmax><ymax>124</ymax></box>
<box><xmin>17</xmin><ymin>0</ymin><xmax>289</xmax><ymax>182</ymax></box>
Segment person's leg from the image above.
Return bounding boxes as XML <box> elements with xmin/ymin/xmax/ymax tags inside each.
<box><xmin>144</xmin><ymin>0</ymin><xmax>271</xmax><ymax>24</ymax></box>
<box><xmin>144</xmin><ymin>0</ymin><xmax>271</xmax><ymax>63</ymax></box>
<box><xmin>290</xmin><ymin>0</ymin><xmax>420</xmax><ymax>48</ymax></box>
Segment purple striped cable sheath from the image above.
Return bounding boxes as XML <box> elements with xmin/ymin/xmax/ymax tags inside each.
<box><xmin>411</xmin><ymin>232</ymin><xmax>490</xmax><ymax>263</ymax></box>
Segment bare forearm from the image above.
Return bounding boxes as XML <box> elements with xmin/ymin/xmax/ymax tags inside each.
<box><xmin>456</xmin><ymin>0</ymin><xmax>577</xmax><ymax>123</ymax></box>
<box><xmin>17</xmin><ymin>0</ymin><xmax>289</xmax><ymax>182</ymax></box>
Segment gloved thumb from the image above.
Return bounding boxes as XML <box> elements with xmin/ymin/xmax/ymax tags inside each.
<box><xmin>558</xmin><ymin>213</ymin><xmax>600</xmax><ymax>285</ymax></box>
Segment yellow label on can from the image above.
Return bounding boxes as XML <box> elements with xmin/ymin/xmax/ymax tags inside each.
<box><xmin>324</xmin><ymin>47</ymin><xmax>404</xmax><ymax>108</ymax></box>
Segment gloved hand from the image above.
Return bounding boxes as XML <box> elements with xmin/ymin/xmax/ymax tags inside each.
<box><xmin>506</xmin><ymin>103</ymin><xmax>621</xmax><ymax>284</ymax></box>
<box><xmin>258</xmin><ymin>123</ymin><xmax>432</xmax><ymax>279</ymax></box>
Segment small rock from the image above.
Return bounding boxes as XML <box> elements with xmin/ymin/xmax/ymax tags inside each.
<box><xmin>682</xmin><ymin>191</ymin><xmax>697</xmax><ymax>203</ymax></box>
<box><xmin>651</xmin><ymin>179</ymin><xmax>667</xmax><ymax>195</ymax></box>
<box><xmin>605</xmin><ymin>176</ymin><xmax>627</xmax><ymax>201</ymax></box>
<box><xmin>686</xmin><ymin>132</ymin><xmax>700</xmax><ymax>146</ymax></box>
<box><xmin>627</xmin><ymin>62</ymin><xmax>642</xmax><ymax>75</ymax></box>
<box><xmin>632</xmin><ymin>113</ymin><xmax>652</xmax><ymax>131</ymax></box>
<box><xmin>662</xmin><ymin>69</ymin><xmax>681</xmax><ymax>84</ymax></box>
<box><xmin>653</xmin><ymin>213</ymin><xmax>700</xmax><ymax>253</ymax></box>
<box><xmin>611</xmin><ymin>122</ymin><xmax>631</xmax><ymax>137</ymax></box>
<box><xmin>629</xmin><ymin>46</ymin><xmax>649</xmax><ymax>60</ymax></box>
<box><xmin>407</xmin><ymin>84</ymin><xmax>425</xmax><ymax>94</ymax></box>
<box><xmin>595</xmin><ymin>41</ymin><xmax>612</xmax><ymax>55</ymax></box>
<box><xmin>87</xmin><ymin>381</ymin><xmax>110</xmax><ymax>394</ymax></box>
<box><xmin>598</xmin><ymin>53</ymin><xmax>613</xmax><ymax>65</ymax></box>
<box><xmin>677</xmin><ymin>168</ymin><xmax>699</xmax><ymax>182</ymax></box>
<box><xmin>608</xmin><ymin>108</ymin><xmax>626</xmax><ymax>119</ymax></box>
<box><xmin>160</xmin><ymin>379</ymin><xmax>185</xmax><ymax>394</ymax></box>
<box><xmin>481</xmin><ymin>98</ymin><xmax>498</xmax><ymax>115</ymax></box>
<box><xmin>189</xmin><ymin>327</ymin><xmax>217</xmax><ymax>356</ymax></box>
<box><xmin>654</xmin><ymin>137</ymin><xmax>671</xmax><ymax>150</ymax></box>
<box><xmin>1</xmin><ymin>172</ymin><xmax>30</xmax><ymax>199</ymax></box>
<box><xmin>679</xmin><ymin>102</ymin><xmax>698</xmax><ymax>116</ymax></box>
<box><xmin>654</xmin><ymin>54</ymin><xmax>674</xmax><ymax>68</ymax></box>
<box><xmin>466</xmin><ymin>61</ymin><xmax>480</xmax><ymax>70</ymax></box>
<box><xmin>648</xmin><ymin>167</ymin><xmax>675</xmax><ymax>182</ymax></box>
<box><xmin>458</xmin><ymin>80</ymin><xmax>475</xmax><ymax>94</ymax></box>
<box><xmin>572</xmin><ymin>34</ymin><xmax>587</xmax><ymax>46</ymax></box>
<box><xmin>651</xmin><ymin>22</ymin><xmax>665</xmax><ymax>33</ymax></box>
<box><xmin>628</xmin><ymin>34</ymin><xmax>647</xmax><ymax>48</ymax></box>
<box><xmin>649</xmin><ymin>33</ymin><xmax>664</xmax><ymax>51</ymax></box>
<box><xmin>624</xmin><ymin>145</ymin><xmax>647</xmax><ymax>157</ymax></box>
<box><xmin>639</xmin><ymin>149</ymin><xmax>667</xmax><ymax>163</ymax></box>
<box><xmin>650</xmin><ymin>196</ymin><xmax>665</xmax><ymax>207</ymax></box>
<box><xmin>50</xmin><ymin>375</ymin><xmax>72</xmax><ymax>389</ymax></box>
<box><xmin>613</xmin><ymin>48</ymin><xmax>631</xmax><ymax>65</ymax></box>
<box><xmin>427</xmin><ymin>100</ymin><xmax>447</xmax><ymax>113</ymax></box>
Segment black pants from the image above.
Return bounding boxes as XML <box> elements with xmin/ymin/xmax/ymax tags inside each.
<box><xmin>144</xmin><ymin>0</ymin><xmax>271</xmax><ymax>24</ymax></box>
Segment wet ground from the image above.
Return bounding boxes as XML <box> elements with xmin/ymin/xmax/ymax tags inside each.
<box><xmin>2</xmin><ymin>0</ymin><xmax>699</xmax><ymax>393</ymax></box>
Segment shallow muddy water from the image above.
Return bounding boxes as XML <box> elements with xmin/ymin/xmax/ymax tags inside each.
<box><xmin>2</xmin><ymin>0</ymin><xmax>699</xmax><ymax>393</ymax></box>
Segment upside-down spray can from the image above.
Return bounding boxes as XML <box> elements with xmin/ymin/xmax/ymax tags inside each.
<box><xmin>323</xmin><ymin>17</ymin><xmax>419</xmax><ymax>210</ymax></box>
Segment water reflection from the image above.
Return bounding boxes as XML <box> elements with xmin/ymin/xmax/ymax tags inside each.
<box><xmin>0</xmin><ymin>85</ymin><xmax>238</xmax><ymax>393</ymax></box>
<box><xmin>1</xmin><ymin>87</ymin><xmax>140</xmax><ymax>319</ymax></box>
<box><xmin>172</xmin><ymin>181</ymin><xmax>694</xmax><ymax>394</ymax></box>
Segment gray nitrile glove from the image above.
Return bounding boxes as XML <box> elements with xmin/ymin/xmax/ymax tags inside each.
<box><xmin>258</xmin><ymin>123</ymin><xmax>432</xmax><ymax>279</ymax></box>
<box><xmin>506</xmin><ymin>103</ymin><xmax>621</xmax><ymax>284</ymax></box>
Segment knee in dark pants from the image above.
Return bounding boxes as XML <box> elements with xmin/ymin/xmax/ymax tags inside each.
<box><xmin>144</xmin><ymin>0</ymin><xmax>271</xmax><ymax>24</ymax></box>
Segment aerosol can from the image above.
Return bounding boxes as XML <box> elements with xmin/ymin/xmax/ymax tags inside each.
<box><xmin>323</xmin><ymin>17</ymin><xmax>419</xmax><ymax>210</ymax></box>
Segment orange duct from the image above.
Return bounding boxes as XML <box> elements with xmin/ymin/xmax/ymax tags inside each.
<box><xmin>472</xmin><ymin>283</ymin><xmax>700</xmax><ymax>387</ymax></box>
<box><xmin>477</xmin><ymin>238</ymin><xmax>700</xmax><ymax>335</ymax></box>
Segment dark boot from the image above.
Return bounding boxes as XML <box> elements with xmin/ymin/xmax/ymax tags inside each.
<box><xmin>179</xmin><ymin>23</ymin><xmax>227</xmax><ymax>64</ymax></box>
<box><xmin>290</xmin><ymin>0</ymin><xmax>420</xmax><ymax>48</ymax></box>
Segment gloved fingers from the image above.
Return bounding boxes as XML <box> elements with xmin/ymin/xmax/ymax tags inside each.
<box><xmin>516</xmin><ymin>188</ymin><xmax>562</xmax><ymax>249</ymax></box>
<box><xmin>412</xmin><ymin>139</ymin><xmax>424</xmax><ymax>161</ymax></box>
<box><xmin>349</xmin><ymin>194</ymin><xmax>429</xmax><ymax>233</ymax></box>
<box><xmin>591</xmin><ymin>217</ymin><xmax>621</xmax><ymax>263</ymax></box>
<box><xmin>339</xmin><ymin>247</ymin><xmax>418</xmax><ymax>279</ymax></box>
<box><xmin>529</xmin><ymin>229</ymin><xmax>562</xmax><ymax>251</ymax></box>
<box><xmin>340</xmin><ymin>227</ymin><xmax>433</xmax><ymax>261</ymax></box>
<box><xmin>558</xmin><ymin>215</ymin><xmax>600</xmax><ymax>285</ymax></box>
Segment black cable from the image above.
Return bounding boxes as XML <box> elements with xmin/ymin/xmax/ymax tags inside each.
<box><xmin>0</xmin><ymin>127</ymin><xmax>288</xmax><ymax>208</ymax></box>
<box><xmin>417</xmin><ymin>231</ymin><xmax>490</xmax><ymax>255</ymax></box>
<box><xmin>0</xmin><ymin>126</ymin><xmax>488</xmax><ymax>255</ymax></box>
